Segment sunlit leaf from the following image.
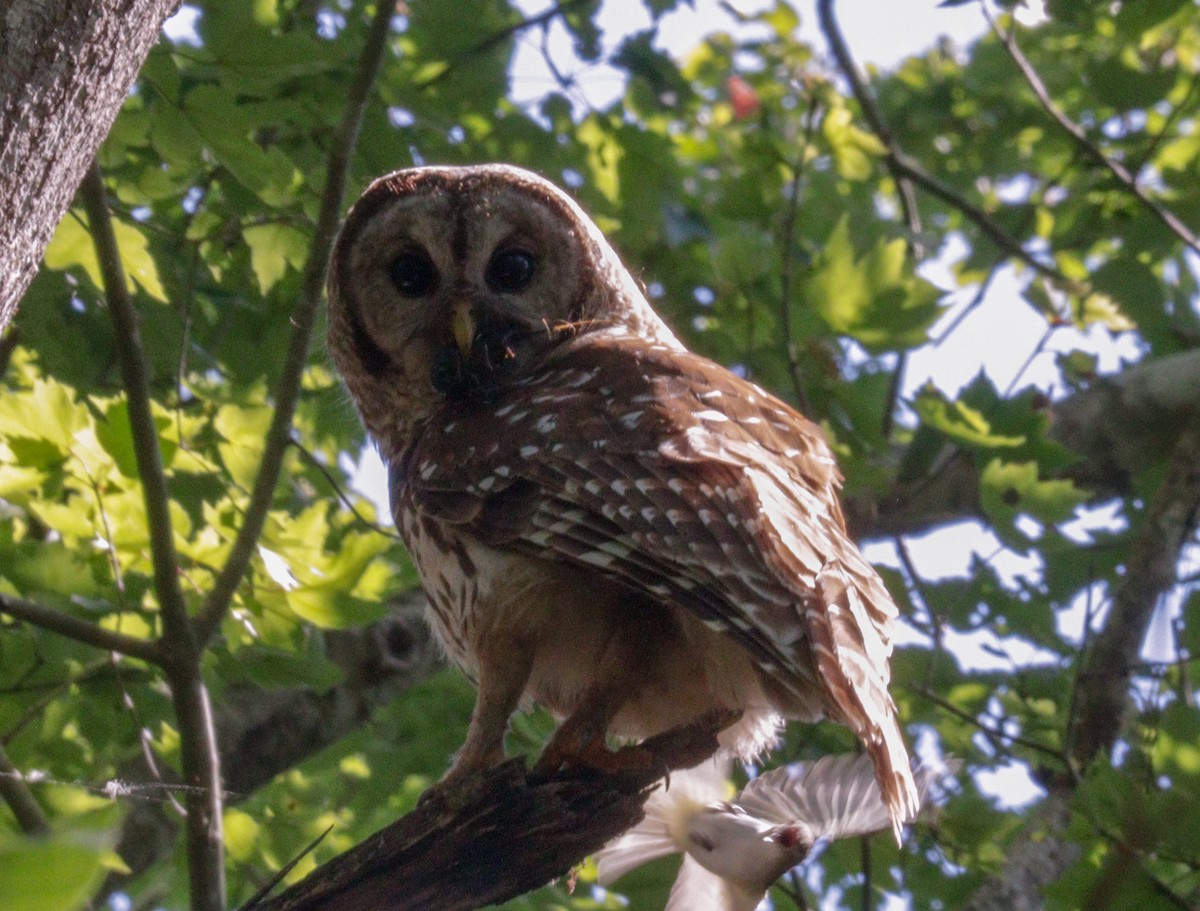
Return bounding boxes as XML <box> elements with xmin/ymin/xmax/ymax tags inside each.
<box><xmin>914</xmin><ymin>386</ymin><xmax>1026</xmax><ymax>449</ymax></box>
<box><xmin>980</xmin><ymin>459</ymin><xmax>1089</xmax><ymax>529</ymax></box>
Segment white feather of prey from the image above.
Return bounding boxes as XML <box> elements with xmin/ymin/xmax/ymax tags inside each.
<box><xmin>595</xmin><ymin>753</ymin><xmax>952</xmax><ymax>911</ymax></box>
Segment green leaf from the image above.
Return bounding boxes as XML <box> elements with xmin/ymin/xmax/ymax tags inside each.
<box><xmin>1151</xmin><ymin>700</ymin><xmax>1200</xmax><ymax>778</ymax></box>
<box><xmin>42</xmin><ymin>215</ymin><xmax>101</xmax><ymax>290</ymax></box>
<box><xmin>0</xmin><ymin>378</ymin><xmax>89</xmax><ymax>453</ymax></box>
<box><xmin>215</xmin><ymin>403</ymin><xmax>273</xmax><ymax>488</ymax></box>
<box><xmin>113</xmin><ymin>219</ymin><xmax>167</xmax><ymax>302</ymax></box>
<box><xmin>43</xmin><ymin>214</ymin><xmax>166</xmax><ymax>302</ymax></box>
<box><xmin>0</xmin><ymin>834</ymin><xmax>109</xmax><ymax>911</ymax></box>
<box><xmin>913</xmin><ymin>386</ymin><xmax>1026</xmax><ymax>449</ymax></box>
<box><xmin>224</xmin><ymin>808</ymin><xmax>262</xmax><ymax>864</ymax></box>
<box><xmin>285</xmin><ymin>587</ymin><xmax>389</xmax><ymax>630</ymax></box>
<box><xmin>799</xmin><ymin>217</ymin><xmax>942</xmax><ymax>350</ymax></box>
<box><xmin>1088</xmin><ymin>257</ymin><xmax>1160</xmax><ymax>333</ymax></box>
<box><xmin>244</xmin><ymin>223</ymin><xmax>309</xmax><ymax>295</ymax></box>
<box><xmin>980</xmin><ymin>459</ymin><xmax>1089</xmax><ymax>529</ymax></box>
<box><xmin>822</xmin><ymin>105</ymin><xmax>887</xmax><ymax>181</ymax></box>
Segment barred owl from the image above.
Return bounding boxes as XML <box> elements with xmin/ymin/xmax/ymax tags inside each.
<box><xmin>326</xmin><ymin>164</ymin><xmax>917</xmax><ymax>833</ymax></box>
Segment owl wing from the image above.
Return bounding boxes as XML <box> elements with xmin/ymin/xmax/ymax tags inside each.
<box><xmin>399</xmin><ymin>334</ymin><xmax>916</xmax><ymax>825</ymax></box>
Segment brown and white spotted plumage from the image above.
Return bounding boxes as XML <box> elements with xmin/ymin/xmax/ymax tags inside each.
<box><xmin>326</xmin><ymin>163</ymin><xmax>917</xmax><ymax>833</ymax></box>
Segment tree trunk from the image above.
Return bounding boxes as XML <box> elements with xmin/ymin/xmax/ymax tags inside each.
<box><xmin>0</xmin><ymin>0</ymin><xmax>180</xmax><ymax>326</ymax></box>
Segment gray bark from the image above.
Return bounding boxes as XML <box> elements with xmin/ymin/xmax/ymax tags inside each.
<box><xmin>0</xmin><ymin>0</ymin><xmax>181</xmax><ymax>326</ymax></box>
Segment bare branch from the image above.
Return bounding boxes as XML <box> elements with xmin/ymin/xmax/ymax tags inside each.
<box><xmin>778</xmin><ymin>97</ymin><xmax>820</xmax><ymax>415</ymax></box>
<box><xmin>987</xmin><ymin>10</ymin><xmax>1200</xmax><ymax>255</ymax></box>
<box><xmin>0</xmin><ymin>742</ymin><xmax>51</xmax><ymax>836</ymax></box>
<box><xmin>814</xmin><ymin>0</ymin><xmax>922</xmax><ymax>253</ymax></box>
<box><xmin>250</xmin><ymin>722</ymin><xmax>721</xmax><ymax>911</ymax></box>
<box><xmin>79</xmin><ymin>164</ymin><xmax>194</xmax><ymax>655</ymax></box>
<box><xmin>195</xmin><ymin>1</ymin><xmax>397</xmax><ymax>647</ymax></box>
<box><xmin>79</xmin><ymin>162</ymin><xmax>227</xmax><ymax>911</ymax></box>
<box><xmin>415</xmin><ymin>0</ymin><xmax>589</xmax><ymax>90</ymax></box>
<box><xmin>815</xmin><ymin>0</ymin><xmax>1074</xmax><ymax>289</ymax></box>
<box><xmin>0</xmin><ymin>593</ymin><xmax>163</xmax><ymax>664</ymax></box>
<box><xmin>97</xmin><ymin>597</ymin><xmax>438</xmax><ymax>906</ymax></box>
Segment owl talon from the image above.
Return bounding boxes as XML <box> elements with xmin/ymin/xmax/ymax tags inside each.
<box><xmin>533</xmin><ymin>737</ymin><xmax>657</xmax><ymax>778</ymax></box>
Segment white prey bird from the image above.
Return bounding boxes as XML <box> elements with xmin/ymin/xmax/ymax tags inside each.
<box><xmin>595</xmin><ymin>753</ymin><xmax>948</xmax><ymax>911</ymax></box>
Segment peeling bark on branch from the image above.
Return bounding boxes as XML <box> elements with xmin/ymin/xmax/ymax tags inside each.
<box><xmin>0</xmin><ymin>0</ymin><xmax>181</xmax><ymax>325</ymax></box>
<box><xmin>250</xmin><ymin>724</ymin><xmax>723</xmax><ymax>911</ymax></box>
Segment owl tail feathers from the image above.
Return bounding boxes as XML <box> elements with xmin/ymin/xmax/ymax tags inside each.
<box><xmin>594</xmin><ymin>758</ymin><xmax>732</xmax><ymax>887</ymax></box>
<box><xmin>869</xmin><ymin>713</ymin><xmax>921</xmax><ymax>844</ymax></box>
<box><xmin>812</xmin><ymin>562</ymin><xmax>919</xmax><ymax>844</ymax></box>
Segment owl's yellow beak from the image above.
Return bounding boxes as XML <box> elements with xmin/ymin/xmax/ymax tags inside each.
<box><xmin>451</xmin><ymin>303</ymin><xmax>474</xmax><ymax>357</ymax></box>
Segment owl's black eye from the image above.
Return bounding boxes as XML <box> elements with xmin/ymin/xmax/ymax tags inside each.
<box><xmin>389</xmin><ymin>251</ymin><xmax>438</xmax><ymax>298</ymax></box>
<box><xmin>486</xmin><ymin>248</ymin><xmax>536</xmax><ymax>293</ymax></box>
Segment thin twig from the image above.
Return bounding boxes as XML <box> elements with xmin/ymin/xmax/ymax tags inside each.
<box><xmin>416</xmin><ymin>0</ymin><xmax>588</xmax><ymax>90</ymax></box>
<box><xmin>0</xmin><ymin>593</ymin><xmax>163</xmax><ymax>664</ymax></box>
<box><xmin>0</xmin><ymin>742</ymin><xmax>51</xmax><ymax>836</ymax></box>
<box><xmin>814</xmin><ymin>0</ymin><xmax>922</xmax><ymax>441</ymax></box>
<box><xmin>912</xmin><ymin>685</ymin><xmax>1068</xmax><ymax>764</ymax></box>
<box><xmin>890</xmin><ymin>154</ymin><xmax>1072</xmax><ymax>285</ymax></box>
<box><xmin>987</xmin><ymin>9</ymin><xmax>1200</xmax><ymax>255</ymax></box>
<box><xmin>195</xmin><ymin>1</ymin><xmax>397</xmax><ymax>647</ymax></box>
<box><xmin>288</xmin><ymin>440</ymin><xmax>402</xmax><ymax>540</ymax></box>
<box><xmin>79</xmin><ymin>164</ymin><xmax>194</xmax><ymax>657</ymax></box>
<box><xmin>778</xmin><ymin>96</ymin><xmax>821</xmax><ymax>415</ymax></box>
<box><xmin>80</xmin><ymin>162</ymin><xmax>227</xmax><ymax>911</ymax></box>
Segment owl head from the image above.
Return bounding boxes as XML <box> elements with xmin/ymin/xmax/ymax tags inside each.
<box><xmin>326</xmin><ymin>164</ymin><xmax>680</xmax><ymax>453</ymax></box>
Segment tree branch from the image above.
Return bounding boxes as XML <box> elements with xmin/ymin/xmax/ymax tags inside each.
<box><xmin>0</xmin><ymin>593</ymin><xmax>163</xmax><ymax>664</ymax></box>
<box><xmin>249</xmin><ymin>723</ymin><xmax>722</xmax><ymax>911</ymax></box>
<box><xmin>1049</xmin><ymin>347</ymin><xmax>1200</xmax><ymax>493</ymax></box>
<box><xmin>414</xmin><ymin>0</ymin><xmax>589</xmax><ymax>90</ymax></box>
<box><xmin>194</xmin><ymin>0</ymin><xmax>396</xmax><ymax>647</ymax></box>
<box><xmin>815</xmin><ymin>0</ymin><xmax>1073</xmax><ymax>289</ymax></box>
<box><xmin>814</xmin><ymin>0</ymin><xmax>922</xmax><ymax>253</ymax></box>
<box><xmin>79</xmin><ymin>163</ymin><xmax>194</xmax><ymax>655</ymax></box>
<box><xmin>95</xmin><ymin>597</ymin><xmax>438</xmax><ymax>906</ymax></box>
<box><xmin>0</xmin><ymin>741</ymin><xmax>51</xmax><ymax>836</ymax></box>
<box><xmin>80</xmin><ymin>161</ymin><xmax>226</xmax><ymax>911</ymax></box>
<box><xmin>987</xmin><ymin>10</ymin><xmax>1200</xmax><ymax>256</ymax></box>
<box><xmin>841</xmin><ymin>348</ymin><xmax>1200</xmax><ymax>541</ymax></box>
<box><xmin>778</xmin><ymin>98</ymin><xmax>820</xmax><ymax>415</ymax></box>
<box><xmin>1069</xmin><ymin>420</ymin><xmax>1200</xmax><ymax>766</ymax></box>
